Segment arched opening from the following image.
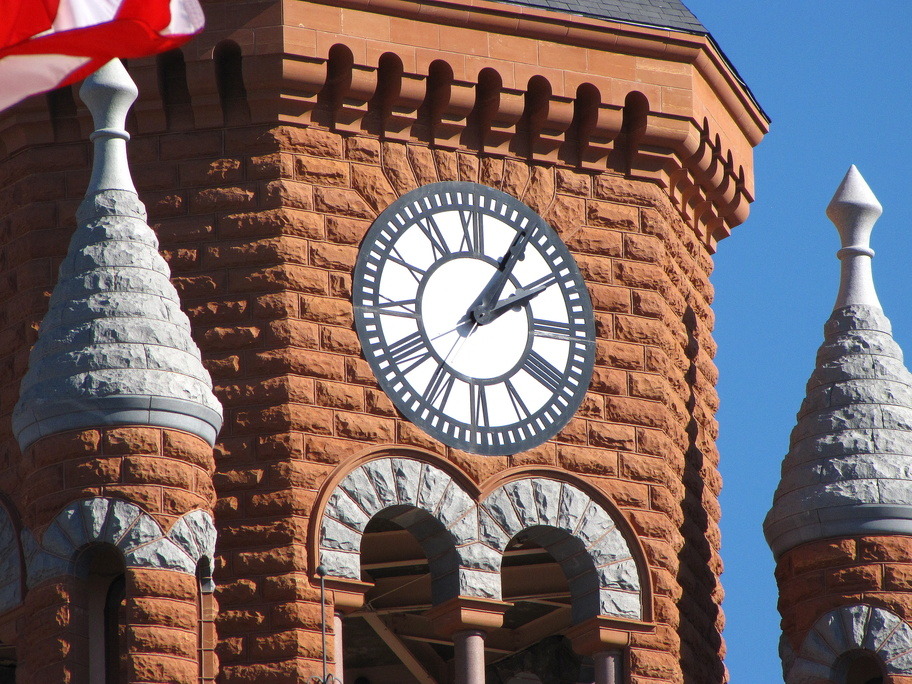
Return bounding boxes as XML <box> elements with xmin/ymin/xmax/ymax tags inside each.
<box><xmin>214</xmin><ymin>40</ymin><xmax>250</xmax><ymax>125</ymax></box>
<box><xmin>488</xmin><ymin>530</ymin><xmax>592</xmax><ymax>683</ymax></box>
<box><xmin>157</xmin><ymin>49</ymin><xmax>193</xmax><ymax>129</ymax></box>
<box><xmin>76</xmin><ymin>544</ymin><xmax>126</xmax><ymax>684</ymax></box>
<box><xmin>836</xmin><ymin>650</ymin><xmax>884</xmax><ymax>684</ymax></box>
<box><xmin>344</xmin><ymin>511</ymin><xmax>449</xmax><ymax>683</ymax></box>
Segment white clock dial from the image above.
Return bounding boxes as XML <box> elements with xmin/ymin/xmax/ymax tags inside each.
<box><xmin>353</xmin><ymin>181</ymin><xmax>595</xmax><ymax>455</ymax></box>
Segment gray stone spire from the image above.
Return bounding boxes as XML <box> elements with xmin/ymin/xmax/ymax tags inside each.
<box><xmin>12</xmin><ymin>60</ymin><xmax>222</xmax><ymax>451</ymax></box>
<box><xmin>764</xmin><ymin>166</ymin><xmax>912</xmax><ymax>558</ymax></box>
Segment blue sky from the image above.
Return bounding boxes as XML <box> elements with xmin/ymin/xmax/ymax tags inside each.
<box><xmin>682</xmin><ymin>1</ymin><xmax>912</xmax><ymax>680</ymax></box>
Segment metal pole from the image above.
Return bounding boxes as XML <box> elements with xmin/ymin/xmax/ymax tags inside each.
<box><xmin>317</xmin><ymin>565</ymin><xmax>328</xmax><ymax>681</ymax></box>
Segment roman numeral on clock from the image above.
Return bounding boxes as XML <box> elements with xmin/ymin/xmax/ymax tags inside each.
<box><xmin>469</xmin><ymin>383</ymin><xmax>489</xmax><ymax>429</ymax></box>
<box><xmin>523</xmin><ymin>350</ymin><xmax>564</xmax><ymax>393</ymax></box>
<box><xmin>388</xmin><ymin>247</ymin><xmax>427</xmax><ymax>283</ymax></box>
<box><xmin>387</xmin><ymin>332</ymin><xmax>432</xmax><ymax>371</ymax></box>
<box><xmin>416</xmin><ymin>215</ymin><xmax>449</xmax><ymax>258</ymax></box>
<box><xmin>459</xmin><ymin>209</ymin><xmax>484</xmax><ymax>255</ymax></box>
<box><xmin>505</xmin><ymin>379</ymin><xmax>531</xmax><ymax>422</ymax></box>
<box><xmin>365</xmin><ymin>298</ymin><xmax>418</xmax><ymax>318</ymax></box>
<box><xmin>532</xmin><ymin>318</ymin><xmax>573</xmax><ymax>340</ymax></box>
<box><xmin>423</xmin><ymin>364</ymin><xmax>456</xmax><ymax>408</ymax></box>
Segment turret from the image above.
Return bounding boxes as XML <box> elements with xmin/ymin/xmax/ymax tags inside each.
<box><xmin>766</xmin><ymin>166</ymin><xmax>912</xmax><ymax>683</ymax></box>
<box><xmin>12</xmin><ymin>61</ymin><xmax>222</xmax><ymax>684</ymax></box>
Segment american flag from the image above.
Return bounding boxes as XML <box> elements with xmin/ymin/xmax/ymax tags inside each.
<box><xmin>0</xmin><ymin>0</ymin><xmax>205</xmax><ymax>111</ymax></box>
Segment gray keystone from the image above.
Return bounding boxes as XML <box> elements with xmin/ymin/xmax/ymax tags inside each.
<box><xmin>532</xmin><ymin>478</ymin><xmax>561</xmax><ymax>525</ymax></box>
<box><xmin>576</xmin><ymin>504</ymin><xmax>616</xmax><ymax>547</ymax></box>
<box><xmin>437</xmin><ymin>482</ymin><xmax>474</xmax><ymax>529</ymax></box>
<box><xmin>457</xmin><ymin>569</ymin><xmax>499</xmax><ymax>599</ymax></box>
<box><xmin>863</xmin><ymin>607</ymin><xmax>901</xmax><ymax>652</ymax></box>
<box><xmin>598</xmin><ymin>559</ymin><xmax>640</xmax><ymax>591</ymax></box>
<box><xmin>599</xmin><ymin>589</ymin><xmax>640</xmax><ymax>620</ymax></box>
<box><xmin>103</xmin><ymin>499</ymin><xmax>143</xmax><ymax>545</ymax></box>
<box><xmin>321</xmin><ymin>517</ymin><xmax>363</xmax><ymax>552</ymax></box>
<box><xmin>318</xmin><ymin>549</ymin><xmax>359</xmax><ymax>580</ymax></box>
<box><xmin>447</xmin><ymin>507</ymin><xmax>479</xmax><ymax>546</ymax></box>
<box><xmin>42</xmin><ymin>521</ymin><xmax>75</xmax><ymax>559</ymax></box>
<box><xmin>877</xmin><ymin>620</ymin><xmax>912</xmax><ymax>664</ymax></box>
<box><xmin>391</xmin><ymin>458</ymin><xmax>422</xmax><ymax>506</ymax></box>
<box><xmin>840</xmin><ymin>604</ymin><xmax>870</xmax><ymax>650</ymax></box>
<box><xmin>362</xmin><ymin>459</ymin><xmax>397</xmax><ymax>510</ymax></box>
<box><xmin>590</xmin><ymin>528</ymin><xmax>633</xmax><ymax>566</ymax></box>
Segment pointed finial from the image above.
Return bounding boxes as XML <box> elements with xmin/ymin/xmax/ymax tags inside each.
<box><xmin>78</xmin><ymin>59</ymin><xmax>137</xmax><ymax>194</ymax></box>
<box><xmin>827</xmin><ymin>165</ymin><xmax>882</xmax><ymax>310</ymax></box>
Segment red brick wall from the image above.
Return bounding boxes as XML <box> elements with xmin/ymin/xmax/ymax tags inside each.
<box><xmin>779</xmin><ymin>536</ymin><xmax>912</xmax><ymax>651</ymax></box>
<box><xmin>0</xmin><ymin>0</ymin><xmax>767</xmax><ymax>680</ymax></box>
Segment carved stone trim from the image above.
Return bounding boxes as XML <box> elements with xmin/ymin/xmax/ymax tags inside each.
<box><xmin>318</xmin><ymin>457</ymin><xmax>642</xmax><ymax>622</ymax></box>
<box><xmin>784</xmin><ymin>604</ymin><xmax>912</xmax><ymax>683</ymax></box>
<box><xmin>22</xmin><ymin>497</ymin><xmax>216</xmax><ymax>587</ymax></box>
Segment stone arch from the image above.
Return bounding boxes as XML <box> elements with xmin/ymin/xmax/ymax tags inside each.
<box><xmin>784</xmin><ymin>604</ymin><xmax>912</xmax><ymax>683</ymax></box>
<box><xmin>479</xmin><ymin>477</ymin><xmax>643</xmax><ymax>623</ymax></box>
<box><xmin>318</xmin><ymin>456</ymin><xmax>500</xmax><ymax>602</ymax></box>
<box><xmin>22</xmin><ymin>498</ymin><xmax>216</xmax><ymax>587</ymax></box>
<box><xmin>0</xmin><ymin>500</ymin><xmax>23</xmax><ymax>614</ymax></box>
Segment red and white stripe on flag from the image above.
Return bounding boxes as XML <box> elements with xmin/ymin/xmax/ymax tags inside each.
<box><xmin>0</xmin><ymin>0</ymin><xmax>204</xmax><ymax>111</ymax></box>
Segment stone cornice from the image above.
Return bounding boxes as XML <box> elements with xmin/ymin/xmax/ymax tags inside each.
<box><xmin>296</xmin><ymin>0</ymin><xmax>768</xmax><ymax>145</ymax></box>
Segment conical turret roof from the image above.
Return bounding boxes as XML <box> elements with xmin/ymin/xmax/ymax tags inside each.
<box><xmin>12</xmin><ymin>61</ymin><xmax>221</xmax><ymax>451</ymax></box>
<box><xmin>765</xmin><ymin>166</ymin><xmax>912</xmax><ymax>557</ymax></box>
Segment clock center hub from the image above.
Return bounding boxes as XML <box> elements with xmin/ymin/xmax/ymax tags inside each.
<box><xmin>421</xmin><ymin>257</ymin><xmax>528</xmax><ymax>380</ymax></box>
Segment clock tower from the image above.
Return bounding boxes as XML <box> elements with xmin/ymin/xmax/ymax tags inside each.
<box><xmin>0</xmin><ymin>0</ymin><xmax>767</xmax><ymax>682</ymax></box>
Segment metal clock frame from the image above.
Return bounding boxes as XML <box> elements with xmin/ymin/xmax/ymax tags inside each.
<box><xmin>352</xmin><ymin>181</ymin><xmax>596</xmax><ymax>456</ymax></box>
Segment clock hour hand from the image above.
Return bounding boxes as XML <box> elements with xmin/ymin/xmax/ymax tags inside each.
<box><xmin>470</xmin><ymin>228</ymin><xmax>531</xmax><ymax>325</ymax></box>
<box><xmin>484</xmin><ymin>278</ymin><xmax>552</xmax><ymax>318</ymax></box>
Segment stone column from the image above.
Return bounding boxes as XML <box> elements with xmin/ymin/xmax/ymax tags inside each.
<box><xmin>424</xmin><ymin>597</ymin><xmax>510</xmax><ymax>684</ymax></box>
<box><xmin>593</xmin><ymin>649</ymin><xmax>623</xmax><ymax>684</ymax></box>
<box><xmin>452</xmin><ymin>629</ymin><xmax>486</xmax><ymax>684</ymax></box>
<box><xmin>568</xmin><ymin>616</ymin><xmax>653</xmax><ymax>684</ymax></box>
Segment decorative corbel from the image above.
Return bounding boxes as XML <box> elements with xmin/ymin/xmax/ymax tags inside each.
<box><xmin>580</xmin><ymin>103</ymin><xmax>623</xmax><ymax>171</ymax></box>
<box><xmin>335</xmin><ymin>63</ymin><xmax>379</xmax><ymax>133</ymax></box>
<box><xmin>529</xmin><ymin>94</ymin><xmax>574</xmax><ymax>163</ymax></box>
<box><xmin>278</xmin><ymin>55</ymin><xmax>329</xmax><ymax>124</ymax></box>
<box><xmin>383</xmin><ymin>71</ymin><xmax>426</xmax><ymax>142</ymax></box>
<box><xmin>432</xmin><ymin>79</ymin><xmax>475</xmax><ymax>149</ymax></box>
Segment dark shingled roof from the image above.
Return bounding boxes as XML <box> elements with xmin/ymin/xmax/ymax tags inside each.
<box><xmin>497</xmin><ymin>0</ymin><xmax>705</xmax><ymax>33</ymax></box>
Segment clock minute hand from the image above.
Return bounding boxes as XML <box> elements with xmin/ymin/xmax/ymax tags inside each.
<box><xmin>470</xmin><ymin>228</ymin><xmax>531</xmax><ymax>325</ymax></box>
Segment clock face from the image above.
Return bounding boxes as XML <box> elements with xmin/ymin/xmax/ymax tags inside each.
<box><xmin>352</xmin><ymin>181</ymin><xmax>595</xmax><ymax>456</ymax></box>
